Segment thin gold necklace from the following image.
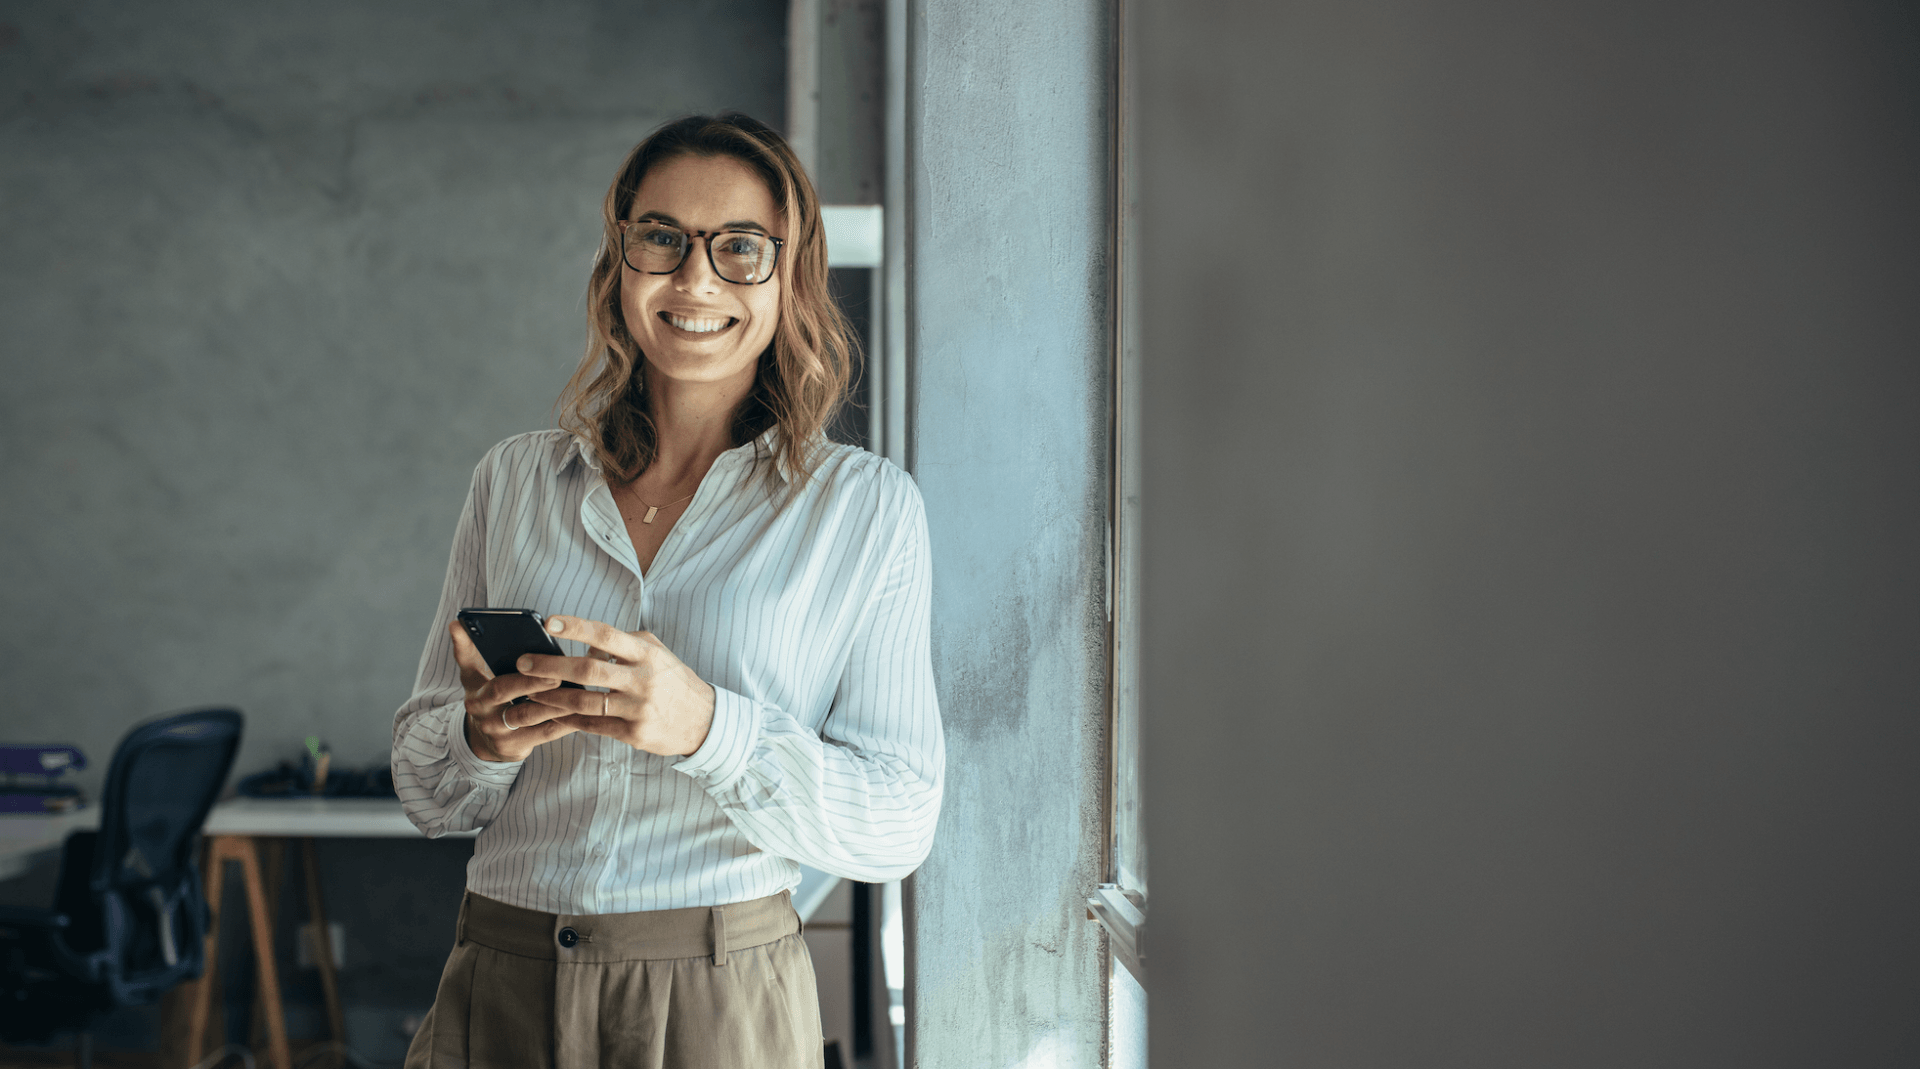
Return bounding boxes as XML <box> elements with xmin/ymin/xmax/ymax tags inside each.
<box><xmin>623</xmin><ymin>483</ymin><xmax>695</xmax><ymax>524</ymax></box>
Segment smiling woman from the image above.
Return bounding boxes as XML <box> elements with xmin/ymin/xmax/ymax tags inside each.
<box><xmin>390</xmin><ymin>114</ymin><xmax>943</xmax><ymax>1068</ymax></box>
<box><xmin>612</xmin><ymin>157</ymin><xmax>785</xmax><ymax>432</ymax></box>
<box><xmin>565</xmin><ymin>114</ymin><xmax>855</xmax><ymax>491</ymax></box>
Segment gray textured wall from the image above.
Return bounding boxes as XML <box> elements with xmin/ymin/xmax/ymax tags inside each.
<box><xmin>0</xmin><ymin>0</ymin><xmax>786</xmax><ymax>1050</ymax></box>
<box><xmin>815</xmin><ymin>0</ymin><xmax>883</xmax><ymax>205</ymax></box>
<box><xmin>1139</xmin><ymin>2</ymin><xmax>1920</xmax><ymax>1066</ymax></box>
<box><xmin>0</xmin><ymin>0</ymin><xmax>785</xmax><ymax>794</ymax></box>
<box><xmin>904</xmin><ymin>0</ymin><xmax>1112</xmax><ymax>1064</ymax></box>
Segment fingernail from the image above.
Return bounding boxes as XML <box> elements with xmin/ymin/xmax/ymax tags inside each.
<box><xmin>547</xmin><ymin>617</ymin><xmax>564</xmax><ymax>632</ymax></box>
<box><xmin>517</xmin><ymin>655</ymin><xmax>533</xmax><ymax>672</ymax></box>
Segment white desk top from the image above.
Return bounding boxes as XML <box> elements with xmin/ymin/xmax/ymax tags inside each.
<box><xmin>202</xmin><ymin>796</ymin><xmax>470</xmax><ymax>839</ymax></box>
<box><xmin>0</xmin><ymin>809</ymin><xmax>96</xmax><ymax>883</ymax></box>
<box><xmin>0</xmin><ymin>798</ymin><xmax>840</xmax><ymax>922</ymax></box>
<box><xmin>0</xmin><ymin>796</ymin><xmax>467</xmax><ymax>883</ymax></box>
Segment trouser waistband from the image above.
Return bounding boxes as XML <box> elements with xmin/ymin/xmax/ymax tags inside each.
<box><xmin>457</xmin><ymin>889</ymin><xmax>798</xmax><ymax>967</ymax></box>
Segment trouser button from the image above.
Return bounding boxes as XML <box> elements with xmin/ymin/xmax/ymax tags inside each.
<box><xmin>558</xmin><ymin>926</ymin><xmax>579</xmax><ymax>948</ymax></box>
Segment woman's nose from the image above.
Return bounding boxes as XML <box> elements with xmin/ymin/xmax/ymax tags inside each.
<box><xmin>674</xmin><ymin>237</ymin><xmax>723</xmax><ymax>290</ymax></box>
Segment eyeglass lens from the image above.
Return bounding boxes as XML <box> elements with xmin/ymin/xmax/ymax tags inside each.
<box><xmin>623</xmin><ymin>222</ymin><xmax>777</xmax><ymax>284</ymax></box>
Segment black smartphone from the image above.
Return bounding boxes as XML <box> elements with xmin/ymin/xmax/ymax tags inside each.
<box><xmin>455</xmin><ymin>608</ymin><xmax>587</xmax><ymax>705</ymax></box>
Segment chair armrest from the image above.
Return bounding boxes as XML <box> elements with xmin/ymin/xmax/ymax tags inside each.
<box><xmin>0</xmin><ymin>905</ymin><xmax>69</xmax><ymax>930</ymax></box>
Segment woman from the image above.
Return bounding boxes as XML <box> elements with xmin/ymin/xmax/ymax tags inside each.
<box><xmin>393</xmin><ymin>113</ymin><xmax>943</xmax><ymax>1067</ymax></box>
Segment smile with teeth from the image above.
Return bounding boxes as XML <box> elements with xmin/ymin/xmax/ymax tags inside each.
<box><xmin>662</xmin><ymin>311</ymin><xmax>736</xmax><ymax>334</ymax></box>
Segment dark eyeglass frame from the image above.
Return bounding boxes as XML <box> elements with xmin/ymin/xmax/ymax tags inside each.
<box><xmin>616</xmin><ymin>220</ymin><xmax>785</xmax><ymax>285</ymax></box>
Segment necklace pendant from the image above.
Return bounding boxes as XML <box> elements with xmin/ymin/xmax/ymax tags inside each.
<box><xmin>642</xmin><ymin>506</ymin><xmax>660</xmax><ymax>524</ymax></box>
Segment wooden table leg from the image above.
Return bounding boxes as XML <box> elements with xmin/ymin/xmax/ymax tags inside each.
<box><xmin>187</xmin><ymin>835</ymin><xmax>292</xmax><ymax>1069</ymax></box>
<box><xmin>234</xmin><ymin>836</ymin><xmax>292</xmax><ymax>1069</ymax></box>
<box><xmin>248</xmin><ymin>839</ymin><xmax>285</xmax><ymax>1057</ymax></box>
<box><xmin>300</xmin><ymin>837</ymin><xmax>348</xmax><ymax>1045</ymax></box>
<box><xmin>179</xmin><ymin>837</ymin><xmax>223</xmax><ymax>1067</ymax></box>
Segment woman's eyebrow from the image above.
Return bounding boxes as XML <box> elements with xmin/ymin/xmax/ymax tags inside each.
<box><xmin>632</xmin><ymin>210</ymin><xmax>771</xmax><ymax>234</ymax></box>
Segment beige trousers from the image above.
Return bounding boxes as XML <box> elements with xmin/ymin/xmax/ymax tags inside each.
<box><xmin>403</xmin><ymin>890</ymin><xmax>823</xmax><ymax>1069</ymax></box>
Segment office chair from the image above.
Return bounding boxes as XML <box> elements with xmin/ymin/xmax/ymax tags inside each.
<box><xmin>0</xmin><ymin>707</ymin><xmax>243</xmax><ymax>1054</ymax></box>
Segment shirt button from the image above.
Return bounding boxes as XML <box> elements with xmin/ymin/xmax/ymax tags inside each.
<box><xmin>558</xmin><ymin>927</ymin><xmax>579</xmax><ymax>948</ymax></box>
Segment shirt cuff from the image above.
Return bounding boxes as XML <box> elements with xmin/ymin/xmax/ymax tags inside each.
<box><xmin>674</xmin><ymin>684</ymin><xmax>761</xmax><ymax>791</ymax></box>
<box><xmin>445</xmin><ymin>700</ymin><xmax>524</xmax><ymax>786</ymax></box>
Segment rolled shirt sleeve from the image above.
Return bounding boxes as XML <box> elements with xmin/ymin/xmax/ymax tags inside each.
<box><xmin>392</xmin><ymin>453</ymin><xmax>523</xmax><ymax>839</ymax></box>
<box><xmin>674</xmin><ymin>492</ymin><xmax>943</xmax><ymax>881</ymax></box>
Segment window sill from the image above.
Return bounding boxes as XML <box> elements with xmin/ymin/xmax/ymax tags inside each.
<box><xmin>1086</xmin><ymin>883</ymin><xmax>1145</xmax><ymax>984</ymax></box>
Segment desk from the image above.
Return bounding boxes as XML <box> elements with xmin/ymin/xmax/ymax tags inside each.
<box><xmin>179</xmin><ymin>798</ymin><xmax>471</xmax><ymax>1069</ymax></box>
<box><xmin>0</xmin><ymin>809</ymin><xmax>96</xmax><ymax>883</ymax></box>
<box><xmin>0</xmin><ymin>797</ymin><xmax>467</xmax><ymax>885</ymax></box>
<box><xmin>2</xmin><ymin>798</ymin><xmax>433</xmax><ymax>1068</ymax></box>
<box><xmin>4</xmin><ymin>798</ymin><xmax>841</xmax><ymax>1067</ymax></box>
<box><xmin>206</xmin><ymin>796</ymin><xmax>472</xmax><ymax>839</ymax></box>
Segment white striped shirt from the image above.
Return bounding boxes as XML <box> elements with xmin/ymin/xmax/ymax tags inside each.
<box><xmin>391</xmin><ymin>429</ymin><xmax>944</xmax><ymax>914</ymax></box>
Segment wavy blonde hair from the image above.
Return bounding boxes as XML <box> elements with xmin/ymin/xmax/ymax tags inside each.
<box><xmin>558</xmin><ymin>113</ymin><xmax>856</xmax><ymax>485</ymax></box>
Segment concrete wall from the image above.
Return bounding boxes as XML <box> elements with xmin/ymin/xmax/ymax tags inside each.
<box><xmin>815</xmin><ymin>0</ymin><xmax>884</xmax><ymax>205</ymax></box>
<box><xmin>1138</xmin><ymin>2</ymin><xmax>1920</xmax><ymax>1066</ymax></box>
<box><xmin>0</xmin><ymin>0</ymin><xmax>785</xmax><ymax>1050</ymax></box>
<box><xmin>0</xmin><ymin>0</ymin><xmax>784</xmax><ymax>805</ymax></box>
<box><xmin>904</xmin><ymin>0</ymin><xmax>1112</xmax><ymax>1065</ymax></box>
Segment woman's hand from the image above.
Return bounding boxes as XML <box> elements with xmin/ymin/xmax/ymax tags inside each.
<box><xmin>447</xmin><ymin>620</ymin><xmax>582</xmax><ymax>763</ymax></box>
<box><xmin>520</xmin><ymin>615</ymin><xmax>716</xmax><ymax>757</ymax></box>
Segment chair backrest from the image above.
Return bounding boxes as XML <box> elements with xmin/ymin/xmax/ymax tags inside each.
<box><xmin>90</xmin><ymin>708</ymin><xmax>242</xmax><ymax>897</ymax></box>
<box><xmin>60</xmin><ymin>707</ymin><xmax>245</xmax><ymax>1005</ymax></box>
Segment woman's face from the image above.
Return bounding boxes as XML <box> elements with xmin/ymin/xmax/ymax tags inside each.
<box><xmin>620</xmin><ymin>153</ymin><xmax>785</xmax><ymax>398</ymax></box>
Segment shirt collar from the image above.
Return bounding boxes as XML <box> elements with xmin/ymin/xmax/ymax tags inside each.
<box><xmin>565</xmin><ymin>433</ymin><xmax>604</xmax><ymax>476</ymax></box>
<box><xmin>565</xmin><ymin>429</ymin><xmax>791</xmax><ymax>483</ymax></box>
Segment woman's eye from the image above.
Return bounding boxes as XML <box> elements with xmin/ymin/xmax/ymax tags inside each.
<box><xmin>718</xmin><ymin>235</ymin><xmax>764</xmax><ymax>256</ymax></box>
<box><xmin>643</xmin><ymin>228</ymin><xmax>682</xmax><ymax>248</ymax></box>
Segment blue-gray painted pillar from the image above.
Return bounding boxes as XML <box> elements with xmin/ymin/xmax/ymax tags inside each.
<box><xmin>904</xmin><ymin>0</ymin><xmax>1113</xmax><ymax>1064</ymax></box>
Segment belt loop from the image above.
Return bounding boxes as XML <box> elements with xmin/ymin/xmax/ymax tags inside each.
<box><xmin>711</xmin><ymin>905</ymin><xmax>728</xmax><ymax>967</ymax></box>
<box><xmin>455</xmin><ymin>892</ymin><xmax>469</xmax><ymax>947</ymax></box>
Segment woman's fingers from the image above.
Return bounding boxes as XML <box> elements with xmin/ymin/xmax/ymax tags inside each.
<box><xmin>470</xmin><ymin>709</ymin><xmax>580</xmax><ymax>763</ymax></box>
<box><xmin>448</xmin><ymin>620</ymin><xmax>493</xmax><ymax>688</ymax></box>
<box><xmin>513</xmin><ymin>615</ymin><xmax>675</xmax><ymax>689</ymax></box>
<box><xmin>448</xmin><ymin>619</ymin><xmax>563</xmax><ymax>716</ymax></box>
<box><xmin>515</xmin><ymin>718</ymin><xmax>580</xmax><ymax>746</ymax></box>
<box><xmin>543</xmin><ymin>614</ymin><xmax>652</xmax><ymax>664</ymax></box>
<box><xmin>515</xmin><ymin>654</ymin><xmax>630</xmax><ymax>692</ymax></box>
<box><xmin>449</xmin><ymin>616</ymin><xmax>611</xmax><ymax>762</ymax></box>
<box><xmin>496</xmin><ymin>699</ymin><xmax>575</xmax><ymax>731</ymax></box>
<box><xmin>468</xmin><ymin>684</ymin><xmax>583</xmax><ymax>762</ymax></box>
<box><xmin>552</xmin><ymin>713</ymin><xmax>635</xmax><ymax>743</ymax></box>
<box><xmin>488</xmin><ymin>673</ymin><xmax>565</xmax><ymax>706</ymax></box>
<box><xmin>526</xmin><ymin>684</ymin><xmax>628</xmax><ymax>719</ymax></box>
<box><xmin>465</xmin><ymin>613</ymin><xmax>708</xmax><ymax>757</ymax></box>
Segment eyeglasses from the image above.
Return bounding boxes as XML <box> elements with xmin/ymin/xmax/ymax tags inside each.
<box><xmin>616</xmin><ymin>220</ymin><xmax>784</xmax><ymax>285</ymax></box>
